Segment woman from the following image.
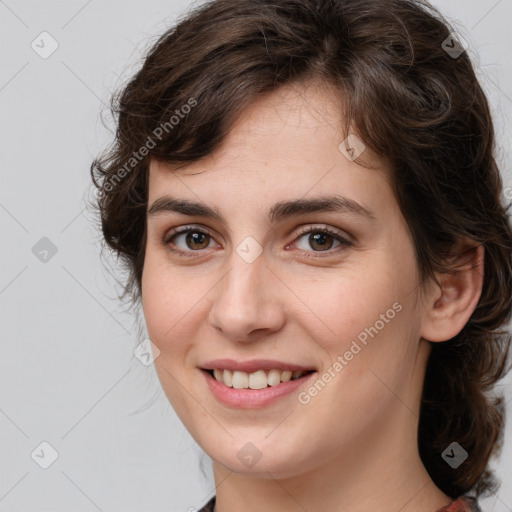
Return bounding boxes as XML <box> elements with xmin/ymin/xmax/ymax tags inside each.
<box><xmin>91</xmin><ymin>0</ymin><xmax>512</xmax><ymax>510</ymax></box>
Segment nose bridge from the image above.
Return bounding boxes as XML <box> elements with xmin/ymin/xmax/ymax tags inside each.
<box><xmin>208</xmin><ymin>244</ymin><xmax>285</xmax><ymax>340</ymax></box>
<box><xmin>226</xmin><ymin>256</ymin><xmax>263</xmax><ymax>306</ymax></box>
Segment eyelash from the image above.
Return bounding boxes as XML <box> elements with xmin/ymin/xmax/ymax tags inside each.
<box><xmin>162</xmin><ymin>224</ymin><xmax>353</xmax><ymax>259</ymax></box>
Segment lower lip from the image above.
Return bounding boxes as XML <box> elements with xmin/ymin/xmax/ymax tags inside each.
<box><xmin>201</xmin><ymin>369</ymin><xmax>316</xmax><ymax>408</ymax></box>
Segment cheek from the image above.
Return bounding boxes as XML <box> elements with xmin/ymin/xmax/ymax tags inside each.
<box><xmin>141</xmin><ymin>252</ymin><xmax>184</xmax><ymax>349</ymax></box>
<box><xmin>141</xmin><ymin>251</ymin><xmax>213</xmax><ymax>357</ymax></box>
<box><xmin>140</xmin><ymin>255</ymin><xmax>204</xmax><ymax>413</ymax></box>
<box><xmin>294</xmin><ymin>266</ymin><xmax>405</xmax><ymax>345</ymax></box>
<box><xmin>294</xmin><ymin>280</ymin><xmax>419</xmax><ymax>429</ymax></box>
<box><xmin>292</xmin><ymin>258</ymin><xmax>419</xmax><ymax>385</ymax></box>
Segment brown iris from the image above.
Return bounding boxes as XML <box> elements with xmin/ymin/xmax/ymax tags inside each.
<box><xmin>308</xmin><ymin>232</ymin><xmax>335</xmax><ymax>251</ymax></box>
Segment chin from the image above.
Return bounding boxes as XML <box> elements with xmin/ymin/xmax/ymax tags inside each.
<box><xmin>205</xmin><ymin>438</ymin><xmax>315</xmax><ymax>480</ymax></box>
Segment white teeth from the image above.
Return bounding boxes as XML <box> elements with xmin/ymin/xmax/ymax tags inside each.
<box><xmin>210</xmin><ymin>368</ymin><xmax>310</xmax><ymax>388</ymax></box>
<box><xmin>281</xmin><ymin>370</ymin><xmax>292</xmax><ymax>382</ymax></box>
<box><xmin>223</xmin><ymin>369</ymin><xmax>233</xmax><ymax>387</ymax></box>
<box><xmin>249</xmin><ymin>370</ymin><xmax>268</xmax><ymax>389</ymax></box>
<box><xmin>232</xmin><ymin>370</ymin><xmax>249</xmax><ymax>389</ymax></box>
<box><xmin>267</xmin><ymin>369</ymin><xmax>282</xmax><ymax>387</ymax></box>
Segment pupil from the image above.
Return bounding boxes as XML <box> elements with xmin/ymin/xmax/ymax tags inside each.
<box><xmin>310</xmin><ymin>232</ymin><xmax>332</xmax><ymax>251</ymax></box>
<box><xmin>187</xmin><ymin>232</ymin><xmax>209</xmax><ymax>249</ymax></box>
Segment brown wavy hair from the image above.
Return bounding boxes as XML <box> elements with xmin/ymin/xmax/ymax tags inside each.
<box><xmin>90</xmin><ymin>0</ymin><xmax>512</xmax><ymax>501</ymax></box>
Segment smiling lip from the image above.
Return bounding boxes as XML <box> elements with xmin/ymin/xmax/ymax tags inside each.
<box><xmin>200</xmin><ymin>358</ymin><xmax>316</xmax><ymax>373</ymax></box>
<box><xmin>201</xmin><ymin>369</ymin><xmax>316</xmax><ymax>408</ymax></box>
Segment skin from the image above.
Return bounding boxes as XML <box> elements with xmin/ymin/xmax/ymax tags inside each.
<box><xmin>141</xmin><ymin>80</ymin><xmax>484</xmax><ymax>512</ymax></box>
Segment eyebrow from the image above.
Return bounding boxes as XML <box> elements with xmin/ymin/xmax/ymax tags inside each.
<box><xmin>147</xmin><ymin>195</ymin><xmax>376</xmax><ymax>223</ymax></box>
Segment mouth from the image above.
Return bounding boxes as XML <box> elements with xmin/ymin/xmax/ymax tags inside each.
<box><xmin>201</xmin><ymin>368</ymin><xmax>316</xmax><ymax>389</ymax></box>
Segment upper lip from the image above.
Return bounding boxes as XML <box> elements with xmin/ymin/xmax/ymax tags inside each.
<box><xmin>200</xmin><ymin>359</ymin><xmax>316</xmax><ymax>373</ymax></box>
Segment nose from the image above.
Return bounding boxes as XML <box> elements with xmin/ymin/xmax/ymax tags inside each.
<box><xmin>207</xmin><ymin>249</ymin><xmax>287</xmax><ymax>342</ymax></box>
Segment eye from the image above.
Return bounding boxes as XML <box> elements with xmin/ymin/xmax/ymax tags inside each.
<box><xmin>163</xmin><ymin>224</ymin><xmax>353</xmax><ymax>258</ymax></box>
<box><xmin>163</xmin><ymin>226</ymin><xmax>218</xmax><ymax>256</ymax></box>
<box><xmin>291</xmin><ymin>226</ymin><xmax>353</xmax><ymax>254</ymax></box>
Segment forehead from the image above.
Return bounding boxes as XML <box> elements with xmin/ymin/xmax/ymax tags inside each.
<box><xmin>147</xmin><ymin>81</ymin><xmax>393</xmax><ymax>220</ymax></box>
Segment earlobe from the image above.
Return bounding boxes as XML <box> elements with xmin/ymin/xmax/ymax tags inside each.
<box><xmin>421</xmin><ymin>243</ymin><xmax>484</xmax><ymax>343</ymax></box>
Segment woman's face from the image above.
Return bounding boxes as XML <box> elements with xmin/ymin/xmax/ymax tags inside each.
<box><xmin>142</xmin><ymin>81</ymin><xmax>432</xmax><ymax>478</ymax></box>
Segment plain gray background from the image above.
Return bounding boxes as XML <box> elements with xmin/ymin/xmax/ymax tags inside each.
<box><xmin>0</xmin><ymin>1</ymin><xmax>511</xmax><ymax>511</ymax></box>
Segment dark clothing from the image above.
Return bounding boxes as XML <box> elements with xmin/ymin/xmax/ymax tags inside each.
<box><xmin>198</xmin><ymin>494</ymin><xmax>481</xmax><ymax>512</ymax></box>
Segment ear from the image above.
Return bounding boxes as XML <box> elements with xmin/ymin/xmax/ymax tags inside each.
<box><xmin>421</xmin><ymin>242</ymin><xmax>484</xmax><ymax>343</ymax></box>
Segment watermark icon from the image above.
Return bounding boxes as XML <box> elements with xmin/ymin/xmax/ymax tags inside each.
<box><xmin>31</xmin><ymin>441</ymin><xmax>59</xmax><ymax>469</ymax></box>
<box><xmin>31</xmin><ymin>31</ymin><xmax>59</xmax><ymax>59</ymax></box>
<box><xmin>504</xmin><ymin>187</ymin><xmax>512</xmax><ymax>201</ymax></box>
<box><xmin>236</xmin><ymin>236</ymin><xmax>263</xmax><ymax>264</ymax></box>
<box><xmin>133</xmin><ymin>338</ymin><xmax>160</xmax><ymax>366</ymax></box>
<box><xmin>298</xmin><ymin>301</ymin><xmax>403</xmax><ymax>405</ymax></box>
<box><xmin>442</xmin><ymin>32</ymin><xmax>468</xmax><ymax>59</ymax></box>
<box><xmin>95</xmin><ymin>98</ymin><xmax>197</xmax><ymax>198</ymax></box>
<box><xmin>442</xmin><ymin>442</ymin><xmax>468</xmax><ymax>469</ymax></box>
<box><xmin>237</xmin><ymin>441</ymin><xmax>263</xmax><ymax>468</ymax></box>
<box><xmin>338</xmin><ymin>134</ymin><xmax>366</xmax><ymax>161</ymax></box>
<box><xmin>32</xmin><ymin>237</ymin><xmax>58</xmax><ymax>263</ymax></box>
